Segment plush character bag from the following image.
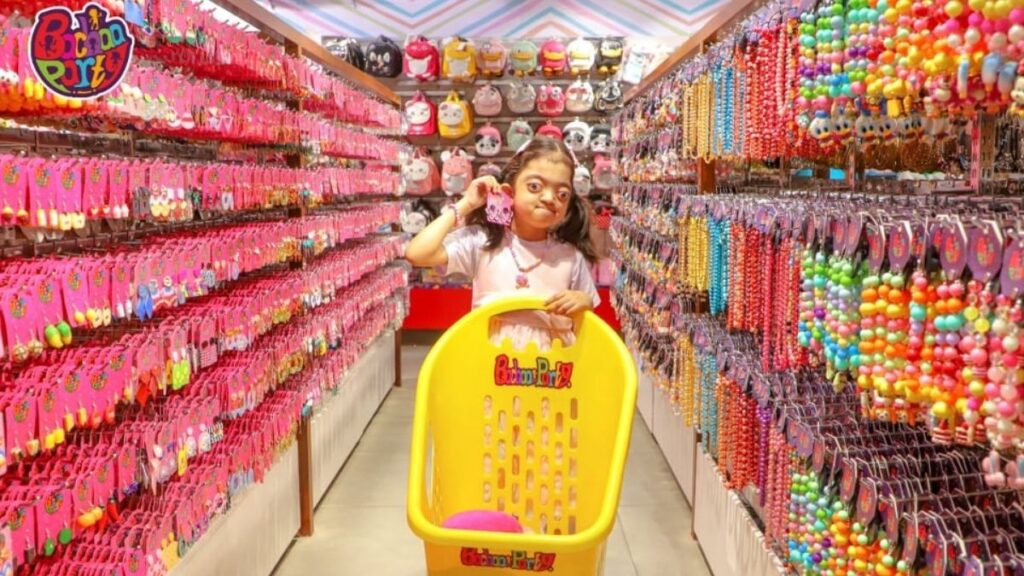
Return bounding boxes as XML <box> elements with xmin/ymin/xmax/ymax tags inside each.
<box><xmin>477</xmin><ymin>40</ymin><xmax>508</xmax><ymax>78</ymax></box>
<box><xmin>597</xmin><ymin>37</ymin><xmax>624</xmax><ymax>76</ymax></box>
<box><xmin>404</xmin><ymin>36</ymin><xmax>440</xmax><ymax>81</ymax></box>
<box><xmin>590</xmin><ymin>124</ymin><xmax>612</xmax><ymax>152</ymax></box>
<box><xmin>566</xmin><ymin>77</ymin><xmax>595</xmax><ymax>113</ymax></box>
<box><xmin>506</xmin><ymin>120</ymin><xmax>534</xmax><ymax>151</ymax></box>
<box><xmin>438</xmin><ymin>91</ymin><xmax>473</xmax><ymax>140</ymax></box>
<box><xmin>563</xmin><ymin>119</ymin><xmax>591</xmax><ymax>153</ymax></box>
<box><xmin>573</xmin><ymin>165</ymin><xmax>592</xmax><ymax>197</ymax></box>
<box><xmin>326</xmin><ymin>38</ymin><xmax>365</xmax><ymax>70</ymax></box>
<box><xmin>592</xmin><ymin>154</ymin><xmax>616</xmax><ymax>189</ymax></box>
<box><xmin>478</xmin><ymin>162</ymin><xmax>503</xmax><ymax>178</ymax></box>
<box><xmin>366</xmin><ymin>36</ymin><xmax>402</xmax><ymax>77</ymax></box>
<box><xmin>537</xmin><ymin>84</ymin><xmax>566</xmax><ymax>117</ymax></box>
<box><xmin>506</xmin><ymin>81</ymin><xmax>537</xmax><ymax>114</ymax></box>
<box><xmin>404</xmin><ymin>91</ymin><xmax>437</xmax><ymax>136</ymax></box>
<box><xmin>536</xmin><ymin>121</ymin><xmax>563</xmax><ymax>140</ymax></box>
<box><xmin>474</xmin><ymin>124</ymin><xmax>502</xmax><ymax>157</ymax></box>
<box><xmin>510</xmin><ymin>40</ymin><xmax>538</xmax><ymax>76</ymax></box>
<box><xmin>567</xmin><ymin>38</ymin><xmax>596</xmax><ymax>75</ymax></box>
<box><xmin>402</xmin><ymin>150</ymin><xmax>440</xmax><ymax>196</ymax></box>
<box><xmin>441</xmin><ymin>148</ymin><xmax>475</xmax><ymax>196</ymax></box>
<box><xmin>472</xmin><ymin>83</ymin><xmax>503</xmax><ymax>117</ymax></box>
<box><xmin>539</xmin><ymin>39</ymin><xmax>568</xmax><ymax>77</ymax></box>
<box><xmin>442</xmin><ymin>37</ymin><xmax>477</xmax><ymax>81</ymax></box>
<box><xmin>594</xmin><ymin>79</ymin><xmax>623</xmax><ymax>112</ymax></box>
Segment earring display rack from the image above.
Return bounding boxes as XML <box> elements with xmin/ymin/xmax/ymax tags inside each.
<box><xmin>0</xmin><ymin>0</ymin><xmax>409</xmax><ymax>574</ymax></box>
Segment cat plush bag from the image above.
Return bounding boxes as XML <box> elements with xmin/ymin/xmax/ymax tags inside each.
<box><xmin>438</xmin><ymin>91</ymin><xmax>473</xmax><ymax>140</ymax></box>
<box><xmin>404</xmin><ymin>91</ymin><xmax>436</xmax><ymax>136</ymax></box>
<box><xmin>506</xmin><ymin>80</ymin><xmax>537</xmax><ymax>114</ymax></box>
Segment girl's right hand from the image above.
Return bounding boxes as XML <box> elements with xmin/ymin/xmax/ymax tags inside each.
<box><xmin>463</xmin><ymin>175</ymin><xmax>500</xmax><ymax>211</ymax></box>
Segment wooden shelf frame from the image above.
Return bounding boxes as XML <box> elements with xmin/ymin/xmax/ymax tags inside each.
<box><xmin>210</xmin><ymin>0</ymin><xmax>401</xmax><ymax>107</ymax></box>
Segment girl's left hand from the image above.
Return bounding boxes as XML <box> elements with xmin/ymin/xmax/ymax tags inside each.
<box><xmin>545</xmin><ymin>291</ymin><xmax>593</xmax><ymax>316</ymax></box>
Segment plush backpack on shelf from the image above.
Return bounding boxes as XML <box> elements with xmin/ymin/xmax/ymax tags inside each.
<box><xmin>597</xmin><ymin>37</ymin><xmax>624</xmax><ymax>76</ymax></box>
<box><xmin>404</xmin><ymin>36</ymin><xmax>440</xmax><ymax>81</ymax></box>
<box><xmin>539</xmin><ymin>39</ymin><xmax>568</xmax><ymax>77</ymax></box>
<box><xmin>438</xmin><ymin>91</ymin><xmax>473</xmax><ymax>140</ymax></box>
<box><xmin>325</xmin><ymin>38</ymin><xmax>365</xmax><ymax>71</ymax></box>
<box><xmin>478</xmin><ymin>162</ymin><xmax>502</xmax><ymax>178</ymax></box>
<box><xmin>506</xmin><ymin>81</ymin><xmax>537</xmax><ymax>114</ymax></box>
<box><xmin>567</xmin><ymin>38</ymin><xmax>596</xmax><ymax>75</ymax></box>
<box><xmin>441</xmin><ymin>148</ymin><xmax>475</xmax><ymax>196</ymax></box>
<box><xmin>477</xmin><ymin>40</ymin><xmax>508</xmax><ymax>78</ymax></box>
<box><xmin>537</xmin><ymin>84</ymin><xmax>565</xmax><ymax>117</ymax></box>
<box><xmin>442</xmin><ymin>37</ymin><xmax>477</xmax><ymax>81</ymax></box>
<box><xmin>510</xmin><ymin>40</ymin><xmax>539</xmax><ymax>76</ymax></box>
<box><xmin>563</xmin><ymin>119</ymin><xmax>591</xmax><ymax>153</ymax></box>
<box><xmin>399</xmin><ymin>200</ymin><xmax>438</xmax><ymax>234</ymax></box>
<box><xmin>365</xmin><ymin>36</ymin><xmax>402</xmax><ymax>77</ymax></box>
<box><xmin>592</xmin><ymin>154</ymin><xmax>616</xmax><ymax>189</ymax></box>
<box><xmin>537</xmin><ymin>120</ymin><xmax>563</xmax><ymax>140</ymax></box>
<box><xmin>472</xmin><ymin>83</ymin><xmax>503</xmax><ymax>117</ymax></box>
<box><xmin>594</xmin><ymin>79</ymin><xmax>623</xmax><ymax>112</ymax></box>
<box><xmin>402</xmin><ymin>150</ymin><xmax>440</xmax><ymax>196</ymax></box>
<box><xmin>590</xmin><ymin>123</ymin><xmax>612</xmax><ymax>152</ymax></box>
<box><xmin>507</xmin><ymin>119</ymin><xmax>534</xmax><ymax>151</ymax></box>
<box><xmin>573</xmin><ymin>165</ymin><xmax>592</xmax><ymax>197</ymax></box>
<box><xmin>566</xmin><ymin>77</ymin><xmax>595</xmax><ymax>113</ymax></box>
<box><xmin>475</xmin><ymin>124</ymin><xmax>502</xmax><ymax>157</ymax></box>
<box><xmin>404</xmin><ymin>91</ymin><xmax>437</xmax><ymax>136</ymax></box>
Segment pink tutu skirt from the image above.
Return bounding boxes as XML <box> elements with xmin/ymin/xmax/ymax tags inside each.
<box><xmin>488</xmin><ymin>311</ymin><xmax>577</xmax><ymax>351</ymax></box>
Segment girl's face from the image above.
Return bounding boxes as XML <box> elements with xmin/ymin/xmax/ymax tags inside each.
<box><xmin>510</xmin><ymin>155</ymin><xmax>573</xmax><ymax>235</ymax></box>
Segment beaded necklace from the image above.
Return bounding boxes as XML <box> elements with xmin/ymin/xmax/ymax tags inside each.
<box><xmin>729</xmin><ymin>222</ymin><xmax>747</xmax><ymax>330</ymax></box>
<box><xmin>708</xmin><ymin>216</ymin><xmax>730</xmax><ymax>315</ymax></box>
<box><xmin>931</xmin><ymin>275</ymin><xmax>967</xmax><ymax>445</ymax></box>
<box><xmin>958</xmin><ymin>279</ymin><xmax>995</xmax><ymax>446</ymax></box>
<box><xmin>985</xmin><ymin>295</ymin><xmax>1023</xmax><ymax>450</ymax></box>
<box><xmin>678</xmin><ymin>332</ymin><xmax>698</xmax><ymax>427</ymax></box>
<box><xmin>698</xmin><ymin>353</ymin><xmax>719</xmax><ymax>453</ymax></box>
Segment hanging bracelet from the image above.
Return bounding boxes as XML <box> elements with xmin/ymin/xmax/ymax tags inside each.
<box><xmin>445</xmin><ymin>203</ymin><xmax>464</xmax><ymax>228</ymax></box>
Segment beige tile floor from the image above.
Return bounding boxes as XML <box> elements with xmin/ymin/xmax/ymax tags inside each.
<box><xmin>272</xmin><ymin>346</ymin><xmax>709</xmax><ymax>576</ymax></box>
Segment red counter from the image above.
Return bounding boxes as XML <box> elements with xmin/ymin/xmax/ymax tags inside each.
<box><xmin>403</xmin><ymin>286</ymin><xmax>620</xmax><ymax>331</ymax></box>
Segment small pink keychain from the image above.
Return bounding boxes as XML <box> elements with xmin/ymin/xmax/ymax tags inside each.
<box><xmin>485</xmin><ymin>185</ymin><xmax>514</xmax><ymax>227</ymax></box>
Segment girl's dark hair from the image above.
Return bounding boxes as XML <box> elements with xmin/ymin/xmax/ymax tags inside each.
<box><xmin>466</xmin><ymin>137</ymin><xmax>598</xmax><ymax>263</ymax></box>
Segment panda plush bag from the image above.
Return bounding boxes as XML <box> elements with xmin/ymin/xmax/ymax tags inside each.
<box><xmin>475</xmin><ymin>123</ymin><xmax>502</xmax><ymax>157</ymax></box>
<box><xmin>365</xmin><ymin>36</ymin><xmax>402</xmax><ymax>77</ymax></box>
<box><xmin>563</xmin><ymin>119</ymin><xmax>591</xmax><ymax>153</ymax></box>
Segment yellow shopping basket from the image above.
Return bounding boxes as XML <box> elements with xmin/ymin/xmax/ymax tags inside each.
<box><xmin>408</xmin><ymin>296</ymin><xmax>637</xmax><ymax>575</ymax></box>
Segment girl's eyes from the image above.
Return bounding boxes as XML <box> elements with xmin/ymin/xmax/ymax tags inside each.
<box><xmin>526</xmin><ymin>181</ymin><xmax>571</xmax><ymax>201</ymax></box>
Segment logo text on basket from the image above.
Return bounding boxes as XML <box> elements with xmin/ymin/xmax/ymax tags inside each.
<box><xmin>494</xmin><ymin>355</ymin><xmax>573</xmax><ymax>389</ymax></box>
<box><xmin>461</xmin><ymin>548</ymin><xmax>557</xmax><ymax>571</ymax></box>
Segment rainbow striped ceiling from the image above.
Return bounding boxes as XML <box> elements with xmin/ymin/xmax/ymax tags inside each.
<box><xmin>255</xmin><ymin>0</ymin><xmax>726</xmax><ymax>41</ymax></box>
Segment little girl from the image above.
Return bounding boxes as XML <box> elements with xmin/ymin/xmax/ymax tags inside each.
<box><xmin>404</xmin><ymin>137</ymin><xmax>599</xmax><ymax>350</ymax></box>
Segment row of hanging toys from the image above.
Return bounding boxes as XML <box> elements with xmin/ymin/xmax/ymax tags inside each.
<box><xmin>793</xmin><ymin>0</ymin><xmax>1024</xmax><ymax>146</ymax></box>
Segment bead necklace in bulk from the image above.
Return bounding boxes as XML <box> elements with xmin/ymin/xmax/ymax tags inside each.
<box><xmin>722</xmin><ymin>65</ymin><xmax>735</xmax><ymax>156</ymax></box>
<box><xmin>930</xmin><ymin>274</ymin><xmax>967</xmax><ymax>445</ymax></box>
<box><xmin>957</xmin><ymin>279</ymin><xmax>995</xmax><ymax>446</ymax></box>
<box><xmin>756</xmin><ymin>404</ymin><xmax>771</xmax><ymax>505</ymax></box>
<box><xmin>677</xmin><ymin>332</ymin><xmax>698</xmax><ymax>427</ymax></box>
<box><xmin>821</xmin><ymin>254</ymin><xmax>864</xmax><ymax>384</ymax></box>
<box><xmin>711</xmin><ymin>63</ymin><xmax>725</xmax><ymax>157</ymax></box>
<box><xmin>698</xmin><ymin>354</ymin><xmax>718</xmax><ymax>453</ymax></box>
<box><xmin>985</xmin><ymin>295</ymin><xmax>1023</xmax><ymax>450</ymax></box>
<box><xmin>708</xmin><ymin>216</ymin><xmax>730</xmax><ymax>316</ymax></box>
<box><xmin>760</xmin><ymin>236</ymin><xmax>776</xmax><ymax>373</ymax></box>
<box><xmin>729</xmin><ymin>222</ymin><xmax>746</xmax><ymax>330</ymax></box>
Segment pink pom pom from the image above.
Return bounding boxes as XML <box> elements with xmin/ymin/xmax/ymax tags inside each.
<box><xmin>443</xmin><ymin>511</ymin><xmax>525</xmax><ymax>533</ymax></box>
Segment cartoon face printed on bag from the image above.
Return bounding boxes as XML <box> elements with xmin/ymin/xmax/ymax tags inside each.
<box><xmin>405</xmin><ymin>37</ymin><xmax>439</xmax><ymax>81</ymax></box>
<box><xmin>597</xmin><ymin>38</ymin><xmax>624</xmax><ymax>75</ymax></box>
<box><xmin>594</xmin><ymin>80</ymin><xmax>622</xmax><ymax>112</ymax></box>
<box><xmin>506</xmin><ymin>82</ymin><xmax>537</xmax><ymax>113</ymax></box>
<box><xmin>475</xmin><ymin>125</ymin><xmax>502</xmax><ymax>157</ymax></box>
<box><xmin>568</xmin><ymin>38</ymin><xmax>596</xmax><ymax>74</ymax></box>
<box><xmin>405</xmin><ymin>100</ymin><xmax>433</xmax><ymax>126</ymax></box>
<box><xmin>563</xmin><ymin>120</ymin><xmax>591</xmax><ymax>153</ymax></box>
<box><xmin>441</xmin><ymin>149</ymin><xmax>474</xmax><ymax>196</ymax></box>
<box><xmin>573</xmin><ymin>165</ymin><xmax>592</xmax><ymax>197</ymax></box>
<box><xmin>510</xmin><ymin>40</ymin><xmax>538</xmax><ymax>75</ymax></box>
<box><xmin>589</xmin><ymin>124</ymin><xmax>612</xmax><ymax>152</ymax></box>
<box><xmin>472</xmin><ymin>84</ymin><xmax>503</xmax><ymax>116</ymax></box>
<box><xmin>402</xmin><ymin>158</ymin><xmax>431</xmax><ymax>184</ymax></box>
<box><xmin>443</xmin><ymin>38</ymin><xmax>476</xmax><ymax>80</ymax></box>
<box><xmin>366</xmin><ymin>37</ymin><xmax>401</xmax><ymax>77</ymax></box>
<box><xmin>507</xmin><ymin>120</ymin><xmax>534</xmax><ymax>151</ymax></box>
<box><xmin>477</xmin><ymin>40</ymin><xmax>507</xmax><ymax>77</ymax></box>
<box><xmin>537</xmin><ymin>85</ymin><xmax>565</xmax><ymax>116</ymax></box>
<box><xmin>566</xmin><ymin>78</ymin><xmax>594</xmax><ymax>113</ymax></box>
<box><xmin>539</xmin><ymin>39</ymin><xmax>568</xmax><ymax>76</ymax></box>
<box><xmin>438</xmin><ymin>101</ymin><xmax>466</xmax><ymax>127</ymax></box>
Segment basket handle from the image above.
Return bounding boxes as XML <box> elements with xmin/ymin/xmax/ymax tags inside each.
<box><xmin>474</xmin><ymin>295</ymin><xmax>552</xmax><ymax>318</ymax></box>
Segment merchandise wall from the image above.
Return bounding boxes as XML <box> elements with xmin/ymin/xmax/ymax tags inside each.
<box><xmin>613</xmin><ymin>0</ymin><xmax>1024</xmax><ymax>575</ymax></box>
<box><xmin>0</xmin><ymin>0</ymin><xmax>409</xmax><ymax>574</ymax></box>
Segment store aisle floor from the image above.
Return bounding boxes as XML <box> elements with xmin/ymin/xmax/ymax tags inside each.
<box><xmin>272</xmin><ymin>346</ymin><xmax>709</xmax><ymax>576</ymax></box>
